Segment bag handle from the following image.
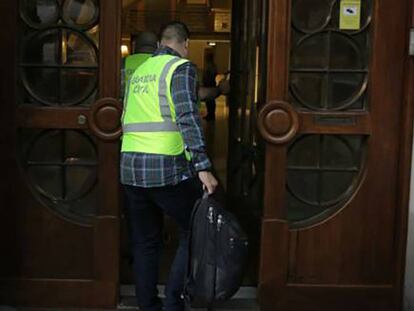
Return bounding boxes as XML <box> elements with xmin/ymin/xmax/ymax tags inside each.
<box><xmin>202</xmin><ymin>190</ymin><xmax>209</xmax><ymax>199</ymax></box>
<box><xmin>183</xmin><ymin>191</ymin><xmax>209</xmax><ymax>304</ymax></box>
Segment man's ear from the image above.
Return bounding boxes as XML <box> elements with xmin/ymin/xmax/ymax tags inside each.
<box><xmin>185</xmin><ymin>39</ymin><xmax>189</xmax><ymax>49</ymax></box>
<box><xmin>157</xmin><ymin>41</ymin><xmax>160</xmax><ymax>48</ymax></box>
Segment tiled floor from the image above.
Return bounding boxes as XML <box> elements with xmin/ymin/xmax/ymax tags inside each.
<box><xmin>119</xmin><ymin>299</ymin><xmax>259</xmax><ymax>310</ymax></box>
<box><xmin>3</xmin><ymin>285</ymin><xmax>259</xmax><ymax>311</ymax></box>
<box><xmin>9</xmin><ymin>300</ymin><xmax>259</xmax><ymax>311</ymax></box>
<box><xmin>118</xmin><ymin>285</ymin><xmax>258</xmax><ymax>310</ymax></box>
<box><xmin>5</xmin><ymin>286</ymin><xmax>259</xmax><ymax>311</ymax></box>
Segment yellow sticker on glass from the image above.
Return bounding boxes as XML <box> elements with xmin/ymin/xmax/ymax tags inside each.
<box><xmin>340</xmin><ymin>0</ymin><xmax>361</xmax><ymax>30</ymax></box>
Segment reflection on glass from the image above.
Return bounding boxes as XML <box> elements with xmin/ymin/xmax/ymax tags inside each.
<box><xmin>287</xmin><ymin>135</ymin><xmax>320</xmax><ymax>167</ymax></box>
<box><xmin>321</xmin><ymin>135</ymin><xmax>355</xmax><ymax>168</ymax></box>
<box><xmin>290</xmin><ymin>73</ymin><xmax>326</xmax><ymax>109</ymax></box>
<box><xmin>60</xmin><ymin>68</ymin><xmax>97</xmax><ymax>104</ymax></box>
<box><xmin>28</xmin><ymin>130</ymin><xmax>62</xmax><ymax>162</ymax></box>
<box><xmin>321</xmin><ymin>171</ymin><xmax>355</xmax><ymax>203</ymax></box>
<box><xmin>291</xmin><ymin>33</ymin><xmax>329</xmax><ymax>69</ymax></box>
<box><xmin>290</xmin><ymin>0</ymin><xmax>372</xmax><ymax>111</ymax></box>
<box><xmin>65</xmin><ymin>130</ymin><xmax>97</xmax><ymax>161</ymax></box>
<box><xmin>28</xmin><ymin>166</ymin><xmax>63</xmax><ymax>200</ymax></box>
<box><xmin>24</xmin><ymin>28</ymin><xmax>98</xmax><ymax>66</ymax></box>
<box><xmin>23</xmin><ymin>130</ymin><xmax>98</xmax><ymax>221</ymax></box>
<box><xmin>291</xmin><ymin>72</ymin><xmax>366</xmax><ymax>110</ymax></box>
<box><xmin>329</xmin><ymin>33</ymin><xmax>361</xmax><ymax>69</ymax></box>
<box><xmin>287</xmin><ymin>192</ymin><xmax>326</xmax><ymax>222</ymax></box>
<box><xmin>65</xmin><ymin>166</ymin><xmax>96</xmax><ymax>201</ymax></box>
<box><xmin>87</xmin><ymin>25</ymin><xmax>100</xmax><ymax>47</ymax></box>
<box><xmin>21</xmin><ymin>0</ymin><xmax>59</xmax><ymax>27</ymax></box>
<box><xmin>292</xmin><ymin>0</ymin><xmax>334</xmax><ymax>32</ymax></box>
<box><xmin>20</xmin><ymin>0</ymin><xmax>99</xmax><ymax>106</ymax></box>
<box><xmin>62</xmin><ymin>0</ymin><xmax>99</xmax><ymax>28</ymax></box>
<box><xmin>19</xmin><ymin>1</ymin><xmax>101</xmax><ymax>223</ymax></box>
<box><xmin>287</xmin><ymin>135</ymin><xmax>364</xmax><ymax>224</ymax></box>
<box><xmin>288</xmin><ymin>171</ymin><xmax>319</xmax><ymax>205</ymax></box>
<box><xmin>328</xmin><ymin>73</ymin><xmax>366</xmax><ymax>109</ymax></box>
<box><xmin>62</xmin><ymin>30</ymin><xmax>98</xmax><ymax>65</ymax></box>
<box><xmin>22</xmin><ymin>29</ymin><xmax>98</xmax><ymax>106</ymax></box>
<box><xmin>23</xmin><ymin>68</ymin><xmax>60</xmax><ymax>103</ymax></box>
<box><xmin>23</xmin><ymin>29</ymin><xmax>59</xmax><ymax>64</ymax></box>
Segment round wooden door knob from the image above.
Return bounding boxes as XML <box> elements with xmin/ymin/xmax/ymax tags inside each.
<box><xmin>258</xmin><ymin>101</ymin><xmax>299</xmax><ymax>144</ymax></box>
<box><xmin>89</xmin><ymin>98</ymin><xmax>123</xmax><ymax>141</ymax></box>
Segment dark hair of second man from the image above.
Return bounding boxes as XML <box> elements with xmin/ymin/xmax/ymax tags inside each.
<box><xmin>159</xmin><ymin>21</ymin><xmax>190</xmax><ymax>43</ymax></box>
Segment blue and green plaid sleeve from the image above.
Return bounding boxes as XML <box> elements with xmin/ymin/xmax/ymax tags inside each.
<box><xmin>171</xmin><ymin>62</ymin><xmax>212</xmax><ymax>172</ymax></box>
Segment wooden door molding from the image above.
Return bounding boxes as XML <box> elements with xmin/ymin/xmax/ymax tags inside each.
<box><xmin>0</xmin><ymin>0</ymin><xmax>19</xmax><ymax>292</ymax></box>
<box><xmin>259</xmin><ymin>75</ymin><xmax>290</xmax><ymax>308</ymax></box>
<box><xmin>100</xmin><ymin>0</ymin><xmax>121</xmax><ymax>99</ymax></box>
<box><xmin>262</xmin><ymin>0</ymin><xmax>291</xmax><ymax>222</ymax></box>
<box><xmin>258</xmin><ymin>0</ymin><xmax>414</xmax><ymax>310</ymax></box>
<box><xmin>89</xmin><ymin>98</ymin><xmax>122</xmax><ymax>141</ymax></box>
<box><xmin>394</xmin><ymin>0</ymin><xmax>414</xmax><ymax>307</ymax></box>
<box><xmin>0</xmin><ymin>279</ymin><xmax>117</xmax><ymax>309</ymax></box>
<box><xmin>0</xmin><ymin>0</ymin><xmax>122</xmax><ymax>308</ymax></box>
<box><xmin>258</xmin><ymin>100</ymin><xmax>299</xmax><ymax>145</ymax></box>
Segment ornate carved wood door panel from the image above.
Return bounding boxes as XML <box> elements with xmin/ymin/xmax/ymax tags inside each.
<box><xmin>259</xmin><ymin>0</ymin><xmax>412</xmax><ymax>310</ymax></box>
<box><xmin>0</xmin><ymin>0</ymin><xmax>122</xmax><ymax>308</ymax></box>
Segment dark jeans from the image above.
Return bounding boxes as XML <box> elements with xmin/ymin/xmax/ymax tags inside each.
<box><xmin>123</xmin><ymin>178</ymin><xmax>203</xmax><ymax>311</ymax></box>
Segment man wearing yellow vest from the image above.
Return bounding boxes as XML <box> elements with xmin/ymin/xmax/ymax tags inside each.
<box><xmin>122</xmin><ymin>31</ymin><xmax>224</xmax><ymax>102</ymax></box>
<box><xmin>121</xmin><ymin>31</ymin><xmax>158</xmax><ymax>98</ymax></box>
<box><xmin>121</xmin><ymin>21</ymin><xmax>218</xmax><ymax>311</ymax></box>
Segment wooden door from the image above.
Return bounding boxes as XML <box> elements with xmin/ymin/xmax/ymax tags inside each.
<box><xmin>258</xmin><ymin>0</ymin><xmax>412</xmax><ymax>310</ymax></box>
<box><xmin>0</xmin><ymin>0</ymin><xmax>122</xmax><ymax>308</ymax></box>
<box><xmin>227</xmin><ymin>0</ymin><xmax>267</xmax><ymax>285</ymax></box>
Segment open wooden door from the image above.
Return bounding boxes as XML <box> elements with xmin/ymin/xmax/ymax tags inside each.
<box><xmin>258</xmin><ymin>0</ymin><xmax>412</xmax><ymax>310</ymax></box>
<box><xmin>227</xmin><ymin>0</ymin><xmax>268</xmax><ymax>285</ymax></box>
<box><xmin>0</xmin><ymin>0</ymin><xmax>122</xmax><ymax>308</ymax></box>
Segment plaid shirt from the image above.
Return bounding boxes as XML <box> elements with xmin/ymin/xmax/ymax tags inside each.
<box><xmin>120</xmin><ymin>46</ymin><xmax>211</xmax><ymax>187</ymax></box>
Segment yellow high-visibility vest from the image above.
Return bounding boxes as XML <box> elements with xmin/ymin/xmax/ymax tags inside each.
<box><xmin>124</xmin><ymin>53</ymin><xmax>152</xmax><ymax>87</ymax></box>
<box><xmin>121</xmin><ymin>54</ymin><xmax>189</xmax><ymax>156</ymax></box>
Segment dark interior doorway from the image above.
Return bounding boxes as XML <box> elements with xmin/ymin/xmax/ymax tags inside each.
<box><xmin>119</xmin><ymin>0</ymin><xmax>268</xmax><ymax>290</ymax></box>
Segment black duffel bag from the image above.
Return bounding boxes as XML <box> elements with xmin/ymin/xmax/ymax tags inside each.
<box><xmin>183</xmin><ymin>193</ymin><xmax>249</xmax><ymax>309</ymax></box>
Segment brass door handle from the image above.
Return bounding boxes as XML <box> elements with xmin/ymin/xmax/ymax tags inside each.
<box><xmin>77</xmin><ymin>114</ymin><xmax>88</xmax><ymax>125</ymax></box>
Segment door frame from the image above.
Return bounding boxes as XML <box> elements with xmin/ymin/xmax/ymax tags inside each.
<box><xmin>396</xmin><ymin>1</ymin><xmax>414</xmax><ymax>308</ymax></box>
<box><xmin>0</xmin><ymin>0</ymin><xmax>122</xmax><ymax>308</ymax></box>
<box><xmin>258</xmin><ymin>0</ymin><xmax>414</xmax><ymax>310</ymax></box>
<box><xmin>1</xmin><ymin>0</ymin><xmax>414</xmax><ymax>309</ymax></box>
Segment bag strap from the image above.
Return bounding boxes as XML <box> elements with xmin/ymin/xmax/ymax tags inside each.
<box><xmin>185</xmin><ymin>191</ymin><xmax>209</xmax><ymax>278</ymax></box>
<box><xmin>184</xmin><ymin>192</ymin><xmax>217</xmax><ymax>310</ymax></box>
<box><xmin>183</xmin><ymin>195</ymin><xmax>203</xmax><ymax>305</ymax></box>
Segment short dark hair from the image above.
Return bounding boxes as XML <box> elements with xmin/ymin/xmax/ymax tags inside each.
<box><xmin>133</xmin><ymin>31</ymin><xmax>158</xmax><ymax>54</ymax></box>
<box><xmin>159</xmin><ymin>21</ymin><xmax>190</xmax><ymax>43</ymax></box>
